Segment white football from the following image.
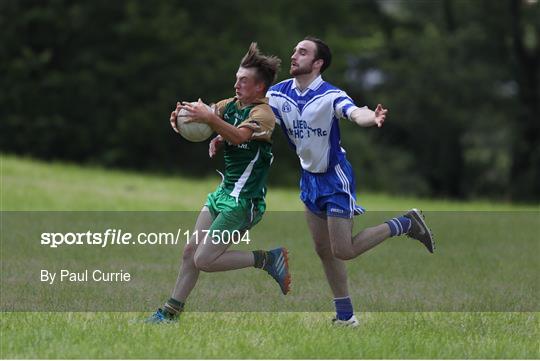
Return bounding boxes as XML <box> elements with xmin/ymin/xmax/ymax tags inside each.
<box><xmin>176</xmin><ymin>102</ymin><xmax>214</xmax><ymax>142</ymax></box>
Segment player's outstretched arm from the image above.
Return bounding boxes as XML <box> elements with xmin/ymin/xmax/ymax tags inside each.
<box><xmin>350</xmin><ymin>104</ymin><xmax>388</xmax><ymax>128</ymax></box>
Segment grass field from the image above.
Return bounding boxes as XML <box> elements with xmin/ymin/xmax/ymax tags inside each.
<box><xmin>1</xmin><ymin>154</ymin><xmax>539</xmax><ymax>359</ymax></box>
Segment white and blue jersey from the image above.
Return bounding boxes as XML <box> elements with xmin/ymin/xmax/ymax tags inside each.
<box><xmin>267</xmin><ymin>75</ymin><xmax>365</xmax><ymax>218</ymax></box>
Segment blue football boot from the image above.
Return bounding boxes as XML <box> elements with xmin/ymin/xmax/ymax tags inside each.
<box><xmin>263</xmin><ymin>247</ymin><xmax>291</xmax><ymax>295</ymax></box>
<box><xmin>144</xmin><ymin>308</ymin><xmax>178</xmax><ymax>324</ymax></box>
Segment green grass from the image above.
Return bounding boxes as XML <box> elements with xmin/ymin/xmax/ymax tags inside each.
<box><xmin>1</xmin><ymin>312</ymin><xmax>538</xmax><ymax>359</ymax></box>
<box><xmin>2</xmin><ymin>154</ymin><xmax>537</xmax><ymax>211</ymax></box>
<box><xmin>1</xmin><ymin>154</ymin><xmax>539</xmax><ymax>359</ymax></box>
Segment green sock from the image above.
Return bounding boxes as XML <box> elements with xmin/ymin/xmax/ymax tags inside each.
<box><xmin>253</xmin><ymin>250</ymin><xmax>267</xmax><ymax>269</ymax></box>
<box><xmin>163</xmin><ymin>298</ymin><xmax>184</xmax><ymax>316</ymax></box>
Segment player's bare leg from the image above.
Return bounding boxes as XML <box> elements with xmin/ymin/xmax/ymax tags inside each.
<box><xmin>171</xmin><ymin>206</ymin><xmax>213</xmax><ymax>302</ymax></box>
<box><xmin>327</xmin><ymin>210</ymin><xmax>434</xmax><ymax>260</ymax></box>
<box><xmin>328</xmin><ymin>217</ymin><xmax>390</xmax><ymax>260</ymax></box>
<box><xmin>146</xmin><ymin>206</ymin><xmax>213</xmax><ymax>323</ymax></box>
<box><xmin>193</xmin><ymin>230</ymin><xmax>291</xmax><ymax>295</ymax></box>
<box><xmin>193</xmin><ymin>231</ymin><xmax>253</xmax><ymax>272</ymax></box>
<box><xmin>305</xmin><ymin>207</ymin><xmax>357</xmax><ymax>325</ymax></box>
<box><xmin>305</xmin><ymin>207</ymin><xmax>349</xmax><ymax>298</ymax></box>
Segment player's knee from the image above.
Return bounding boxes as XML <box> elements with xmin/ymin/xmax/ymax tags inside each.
<box><xmin>193</xmin><ymin>254</ymin><xmax>214</xmax><ymax>272</ymax></box>
<box><xmin>314</xmin><ymin>242</ymin><xmax>333</xmax><ymax>259</ymax></box>
<box><xmin>182</xmin><ymin>244</ymin><xmax>196</xmax><ymax>263</ymax></box>
<box><xmin>332</xmin><ymin>247</ymin><xmax>355</xmax><ymax>261</ymax></box>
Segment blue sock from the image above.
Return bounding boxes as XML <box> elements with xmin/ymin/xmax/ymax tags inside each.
<box><xmin>385</xmin><ymin>216</ymin><xmax>411</xmax><ymax>236</ymax></box>
<box><xmin>334</xmin><ymin>296</ymin><xmax>354</xmax><ymax>321</ymax></box>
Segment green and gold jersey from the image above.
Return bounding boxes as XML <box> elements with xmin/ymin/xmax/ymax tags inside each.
<box><xmin>214</xmin><ymin>97</ymin><xmax>275</xmax><ymax>199</ymax></box>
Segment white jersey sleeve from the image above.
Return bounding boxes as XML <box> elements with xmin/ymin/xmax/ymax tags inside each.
<box><xmin>266</xmin><ymin>90</ymin><xmax>282</xmax><ymax>127</ymax></box>
<box><xmin>333</xmin><ymin>91</ymin><xmax>360</xmax><ymax>121</ymax></box>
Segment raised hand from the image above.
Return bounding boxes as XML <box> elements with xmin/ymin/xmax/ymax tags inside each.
<box><xmin>374</xmin><ymin>104</ymin><xmax>388</xmax><ymax>128</ymax></box>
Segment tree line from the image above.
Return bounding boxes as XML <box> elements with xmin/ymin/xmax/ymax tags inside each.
<box><xmin>1</xmin><ymin>0</ymin><xmax>538</xmax><ymax>201</ymax></box>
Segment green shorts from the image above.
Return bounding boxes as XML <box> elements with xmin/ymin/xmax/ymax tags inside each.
<box><xmin>204</xmin><ymin>187</ymin><xmax>266</xmax><ymax>234</ymax></box>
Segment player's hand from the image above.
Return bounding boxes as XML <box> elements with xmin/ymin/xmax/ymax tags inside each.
<box><xmin>170</xmin><ymin>102</ymin><xmax>181</xmax><ymax>133</ymax></box>
<box><xmin>209</xmin><ymin>135</ymin><xmax>224</xmax><ymax>158</ymax></box>
<box><xmin>181</xmin><ymin>99</ymin><xmax>214</xmax><ymax>124</ymax></box>
<box><xmin>374</xmin><ymin>104</ymin><xmax>388</xmax><ymax>128</ymax></box>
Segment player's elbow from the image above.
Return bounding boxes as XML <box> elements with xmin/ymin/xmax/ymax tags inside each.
<box><xmin>230</xmin><ymin>133</ymin><xmax>251</xmax><ymax>145</ymax></box>
<box><xmin>226</xmin><ymin>128</ymin><xmax>253</xmax><ymax>145</ymax></box>
<box><xmin>227</xmin><ymin>136</ymin><xmax>246</xmax><ymax>146</ymax></box>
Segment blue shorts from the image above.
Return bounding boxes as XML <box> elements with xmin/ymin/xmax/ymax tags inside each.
<box><xmin>300</xmin><ymin>158</ymin><xmax>365</xmax><ymax>219</ymax></box>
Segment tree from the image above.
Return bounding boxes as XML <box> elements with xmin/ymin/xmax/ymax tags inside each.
<box><xmin>509</xmin><ymin>0</ymin><xmax>540</xmax><ymax>200</ymax></box>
